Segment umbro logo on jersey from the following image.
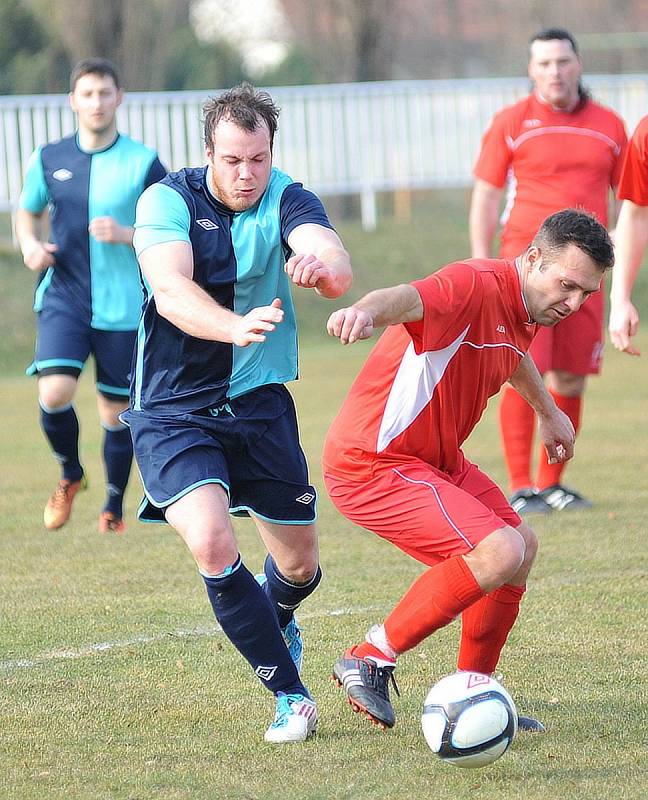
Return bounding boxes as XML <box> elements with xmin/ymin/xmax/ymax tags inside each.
<box><xmin>255</xmin><ymin>665</ymin><xmax>278</xmax><ymax>681</ymax></box>
<box><xmin>196</xmin><ymin>218</ymin><xmax>219</xmax><ymax>230</ymax></box>
<box><xmin>295</xmin><ymin>492</ymin><xmax>315</xmax><ymax>505</ymax></box>
<box><xmin>52</xmin><ymin>168</ymin><xmax>73</xmax><ymax>181</ymax></box>
<box><xmin>522</xmin><ymin>118</ymin><xmax>542</xmax><ymax>128</ymax></box>
<box><xmin>497</xmin><ymin>324</ymin><xmax>506</xmax><ymax>333</ymax></box>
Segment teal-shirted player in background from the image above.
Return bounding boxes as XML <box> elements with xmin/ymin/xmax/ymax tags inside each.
<box><xmin>15</xmin><ymin>58</ymin><xmax>166</xmax><ymax>534</ymax></box>
<box><xmin>125</xmin><ymin>84</ymin><xmax>352</xmax><ymax>742</ymax></box>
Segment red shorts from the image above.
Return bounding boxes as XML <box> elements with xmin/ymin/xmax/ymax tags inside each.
<box><xmin>323</xmin><ymin>454</ymin><xmax>521</xmax><ymax>566</ymax></box>
<box><xmin>529</xmin><ymin>290</ymin><xmax>604</xmax><ymax>376</ymax></box>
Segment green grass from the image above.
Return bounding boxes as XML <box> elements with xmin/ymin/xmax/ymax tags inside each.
<box><xmin>1</xmin><ymin>191</ymin><xmax>648</xmax><ymax>798</ymax></box>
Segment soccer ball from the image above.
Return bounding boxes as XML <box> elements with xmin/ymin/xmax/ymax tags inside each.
<box><xmin>421</xmin><ymin>672</ymin><xmax>518</xmax><ymax>768</ymax></box>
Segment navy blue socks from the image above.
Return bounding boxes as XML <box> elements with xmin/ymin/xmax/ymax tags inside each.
<box><xmin>201</xmin><ymin>556</ymin><xmax>306</xmax><ymax>696</ymax></box>
<box><xmin>101</xmin><ymin>422</ymin><xmax>133</xmax><ymax>517</ymax></box>
<box><xmin>40</xmin><ymin>401</ymin><xmax>83</xmax><ymax>482</ymax></box>
<box><xmin>262</xmin><ymin>555</ymin><xmax>322</xmax><ymax>628</ymax></box>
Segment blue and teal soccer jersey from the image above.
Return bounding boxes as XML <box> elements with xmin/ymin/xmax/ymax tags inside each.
<box><xmin>20</xmin><ymin>133</ymin><xmax>166</xmax><ymax>331</ymax></box>
<box><xmin>131</xmin><ymin>166</ymin><xmax>334</xmax><ymax>413</ymax></box>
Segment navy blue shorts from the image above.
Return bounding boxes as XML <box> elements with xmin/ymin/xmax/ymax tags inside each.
<box><xmin>123</xmin><ymin>384</ymin><xmax>317</xmax><ymax>525</ymax></box>
<box><xmin>27</xmin><ymin>302</ymin><xmax>135</xmax><ymax>399</ymax></box>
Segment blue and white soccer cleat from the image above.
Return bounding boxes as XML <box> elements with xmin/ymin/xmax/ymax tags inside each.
<box><xmin>255</xmin><ymin>573</ymin><xmax>304</xmax><ymax>674</ymax></box>
<box><xmin>264</xmin><ymin>692</ymin><xmax>318</xmax><ymax>743</ymax></box>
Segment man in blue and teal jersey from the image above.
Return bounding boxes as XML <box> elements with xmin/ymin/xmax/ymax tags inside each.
<box><xmin>16</xmin><ymin>58</ymin><xmax>166</xmax><ymax>535</ymax></box>
<box><xmin>125</xmin><ymin>83</ymin><xmax>353</xmax><ymax>743</ymax></box>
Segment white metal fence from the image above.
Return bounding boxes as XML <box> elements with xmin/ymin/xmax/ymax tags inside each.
<box><xmin>2</xmin><ymin>75</ymin><xmax>648</xmax><ymax>229</ymax></box>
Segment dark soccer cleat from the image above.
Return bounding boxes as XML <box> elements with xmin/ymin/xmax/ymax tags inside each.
<box><xmin>538</xmin><ymin>484</ymin><xmax>592</xmax><ymax>511</ymax></box>
<box><xmin>518</xmin><ymin>714</ymin><xmax>546</xmax><ymax>732</ymax></box>
<box><xmin>509</xmin><ymin>488</ymin><xmax>552</xmax><ymax>516</ymax></box>
<box><xmin>332</xmin><ymin>649</ymin><xmax>399</xmax><ymax>729</ymax></box>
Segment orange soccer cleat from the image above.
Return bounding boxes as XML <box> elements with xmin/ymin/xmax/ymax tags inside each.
<box><xmin>43</xmin><ymin>476</ymin><xmax>87</xmax><ymax>530</ymax></box>
<box><xmin>98</xmin><ymin>511</ymin><xmax>126</xmax><ymax>535</ymax></box>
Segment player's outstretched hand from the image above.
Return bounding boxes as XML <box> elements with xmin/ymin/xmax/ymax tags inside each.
<box><xmin>327</xmin><ymin>306</ymin><xmax>374</xmax><ymax>345</ymax></box>
<box><xmin>232</xmin><ymin>298</ymin><xmax>284</xmax><ymax>347</ymax></box>
<box><xmin>285</xmin><ymin>253</ymin><xmax>334</xmax><ymax>292</ymax></box>
<box><xmin>22</xmin><ymin>240</ymin><xmax>57</xmax><ymax>271</ymax></box>
<box><xmin>539</xmin><ymin>407</ymin><xmax>575</xmax><ymax>465</ymax></box>
<box><xmin>609</xmin><ymin>299</ymin><xmax>641</xmax><ymax>356</ymax></box>
<box><xmin>89</xmin><ymin>216</ymin><xmax>132</xmax><ymax>244</ymax></box>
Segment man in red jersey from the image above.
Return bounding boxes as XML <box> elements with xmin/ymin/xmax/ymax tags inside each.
<box><xmin>470</xmin><ymin>28</ymin><xmax>627</xmax><ymax>515</ymax></box>
<box><xmin>610</xmin><ymin>115</ymin><xmax>648</xmax><ymax>357</ymax></box>
<box><xmin>323</xmin><ymin>210</ymin><xmax>613</xmax><ymax>733</ymax></box>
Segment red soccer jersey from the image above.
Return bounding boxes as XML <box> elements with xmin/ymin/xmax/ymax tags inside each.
<box><xmin>474</xmin><ymin>93</ymin><xmax>626</xmax><ymax>257</ymax></box>
<box><xmin>322</xmin><ymin>259</ymin><xmax>537</xmax><ymax>480</ymax></box>
<box><xmin>617</xmin><ymin>114</ymin><xmax>648</xmax><ymax>205</ymax></box>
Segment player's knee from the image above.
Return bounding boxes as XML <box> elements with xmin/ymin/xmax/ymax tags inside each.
<box><xmin>38</xmin><ymin>376</ymin><xmax>76</xmax><ymax>410</ymax></box>
<box><xmin>178</xmin><ymin>522</ymin><xmax>238</xmax><ymax>575</ymax></box>
<box><xmin>474</xmin><ymin>528</ymin><xmax>526</xmax><ymax>587</ymax></box>
<box><xmin>516</xmin><ymin>522</ymin><xmax>539</xmax><ymax>568</ymax></box>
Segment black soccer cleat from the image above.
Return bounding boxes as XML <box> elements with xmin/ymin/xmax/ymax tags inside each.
<box><xmin>509</xmin><ymin>488</ymin><xmax>553</xmax><ymax>516</ymax></box>
<box><xmin>518</xmin><ymin>714</ymin><xmax>546</xmax><ymax>733</ymax></box>
<box><xmin>332</xmin><ymin>650</ymin><xmax>399</xmax><ymax>730</ymax></box>
<box><xmin>538</xmin><ymin>484</ymin><xmax>592</xmax><ymax>512</ymax></box>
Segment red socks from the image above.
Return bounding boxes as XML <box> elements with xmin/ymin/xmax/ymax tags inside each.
<box><xmin>499</xmin><ymin>386</ymin><xmax>535</xmax><ymax>491</ymax></box>
<box><xmin>457</xmin><ymin>583</ymin><xmax>526</xmax><ymax>674</ymax></box>
<box><xmin>383</xmin><ymin>556</ymin><xmax>484</xmax><ymax>655</ymax></box>
<box><xmin>536</xmin><ymin>390</ymin><xmax>582</xmax><ymax>490</ymax></box>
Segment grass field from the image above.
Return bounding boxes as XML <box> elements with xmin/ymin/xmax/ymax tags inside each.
<box><xmin>1</xmin><ymin>192</ymin><xmax>647</xmax><ymax>799</ymax></box>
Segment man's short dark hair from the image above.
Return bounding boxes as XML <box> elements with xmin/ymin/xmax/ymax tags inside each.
<box><xmin>70</xmin><ymin>58</ymin><xmax>121</xmax><ymax>91</ymax></box>
<box><xmin>532</xmin><ymin>209</ymin><xmax>614</xmax><ymax>272</ymax></box>
<box><xmin>529</xmin><ymin>27</ymin><xmax>579</xmax><ymax>55</ymax></box>
<box><xmin>203</xmin><ymin>83</ymin><xmax>280</xmax><ymax>149</ymax></box>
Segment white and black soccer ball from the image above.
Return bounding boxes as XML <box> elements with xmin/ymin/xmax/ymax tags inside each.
<box><xmin>421</xmin><ymin>671</ymin><xmax>518</xmax><ymax>768</ymax></box>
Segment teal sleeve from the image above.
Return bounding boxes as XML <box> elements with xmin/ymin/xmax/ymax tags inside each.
<box><xmin>133</xmin><ymin>182</ymin><xmax>191</xmax><ymax>257</ymax></box>
<box><xmin>19</xmin><ymin>148</ymin><xmax>49</xmax><ymax>213</ymax></box>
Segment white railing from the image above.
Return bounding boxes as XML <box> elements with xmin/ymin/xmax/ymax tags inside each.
<box><xmin>2</xmin><ymin>75</ymin><xmax>648</xmax><ymax>229</ymax></box>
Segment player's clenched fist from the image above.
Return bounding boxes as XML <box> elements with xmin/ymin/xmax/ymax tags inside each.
<box><xmin>89</xmin><ymin>216</ymin><xmax>132</xmax><ymax>244</ymax></box>
<box><xmin>327</xmin><ymin>306</ymin><xmax>374</xmax><ymax>345</ymax></box>
<box><xmin>231</xmin><ymin>298</ymin><xmax>284</xmax><ymax>347</ymax></box>
<box><xmin>285</xmin><ymin>253</ymin><xmax>333</xmax><ymax>290</ymax></box>
<box><xmin>22</xmin><ymin>240</ymin><xmax>58</xmax><ymax>272</ymax></box>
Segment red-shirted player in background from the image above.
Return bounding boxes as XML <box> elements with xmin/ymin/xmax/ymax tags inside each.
<box><xmin>470</xmin><ymin>28</ymin><xmax>627</xmax><ymax>515</ymax></box>
<box><xmin>610</xmin><ymin>115</ymin><xmax>648</xmax><ymax>356</ymax></box>
<box><xmin>323</xmin><ymin>210</ymin><xmax>614</xmax><ymax>733</ymax></box>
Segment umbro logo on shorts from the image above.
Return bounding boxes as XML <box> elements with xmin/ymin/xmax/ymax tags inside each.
<box><xmin>255</xmin><ymin>665</ymin><xmax>278</xmax><ymax>681</ymax></box>
<box><xmin>52</xmin><ymin>168</ymin><xmax>73</xmax><ymax>181</ymax></box>
<box><xmin>295</xmin><ymin>492</ymin><xmax>315</xmax><ymax>505</ymax></box>
<box><xmin>196</xmin><ymin>218</ymin><xmax>219</xmax><ymax>230</ymax></box>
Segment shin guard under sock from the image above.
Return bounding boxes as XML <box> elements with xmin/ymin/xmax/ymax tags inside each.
<box><xmin>457</xmin><ymin>583</ymin><xmax>526</xmax><ymax>674</ymax></box>
<box><xmin>39</xmin><ymin>402</ymin><xmax>83</xmax><ymax>482</ymax></box>
<box><xmin>201</xmin><ymin>556</ymin><xmax>305</xmax><ymax>696</ymax></box>
<box><xmin>262</xmin><ymin>555</ymin><xmax>322</xmax><ymax>628</ymax></box>
<box><xmin>384</xmin><ymin>556</ymin><xmax>484</xmax><ymax>654</ymax></box>
<box><xmin>101</xmin><ymin>423</ymin><xmax>133</xmax><ymax>517</ymax></box>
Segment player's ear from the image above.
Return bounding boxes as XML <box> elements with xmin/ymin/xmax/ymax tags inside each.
<box><xmin>526</xmin><ymin>245</ymin><xmax>542</xmax><ymax>272</ymax></box>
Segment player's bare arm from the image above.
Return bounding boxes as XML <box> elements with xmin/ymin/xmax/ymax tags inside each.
<box><xmin>286</xmin><ymin>223</ymin><xmax>352</xmax><ymax>298</ymax></box>
<box><xmin>509</xmin><ymin>353</ymin><xmax>575</xmax><ymax>464</ymax></box>
<box><xmin>15</xmin><ymin>208</ymin><xmax>58</xmax><ymax>271</ymax></box>
<box><xmin>327</xmin><ymin>283</ymin><xmax>423</xmax><ymax>345</ymax></box>
<box><xmin>139</xmin><ymin>240</ymin><xmax>284</xmax><ymax>347</ymax></box>
<box><xmin>88</xmin><ymin>216</ymin><xmax>135</xmax><ymax>245</ymax></box>
<box><xmin>609</xmin><ymin>199</ymin><xmax>648</xmax><ymax>356</ymax></box>
<box><xmin>469</xmin><ymin>178</ymin><xmax>503</xmax><ymax>258</ymax></box>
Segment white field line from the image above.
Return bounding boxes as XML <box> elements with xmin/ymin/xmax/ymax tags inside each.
<box><xmin>0</xmin><ymin>605</ymin><xmax>387</xmax><ymax>673</ymax></box>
